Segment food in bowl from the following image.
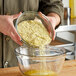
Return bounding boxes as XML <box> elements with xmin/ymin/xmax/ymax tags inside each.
<box><xmin>15</xmin><ymin>46</ymin><xmax>65</xmax><ymax>76</ymax></box>
<box><xmin>24</xmin><ymin>70</ymin><xmax>57</xmax><ymax>76</ymax></box>
<box><xmin>17</xmin><ymin>17</ymin><xmax>52</xmax><ymax>48</ymax></box>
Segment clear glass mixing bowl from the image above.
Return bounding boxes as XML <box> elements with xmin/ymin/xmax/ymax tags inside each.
<box><xmin>15</xmin><ymin>45</ymin><xmax>66</xmax><ymax>76</ymax></box>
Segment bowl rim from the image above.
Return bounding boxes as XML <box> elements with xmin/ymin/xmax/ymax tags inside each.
<box><xmin>15</xmin><ymin>46</ymin><xmax>66</xmax><ymax>57</ymax></box>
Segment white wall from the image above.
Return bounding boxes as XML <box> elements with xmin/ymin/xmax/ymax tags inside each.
<box><xmin>62</xmin><ymin>0</ymin><xmax>69</xmax><ymax>7</ymax></box>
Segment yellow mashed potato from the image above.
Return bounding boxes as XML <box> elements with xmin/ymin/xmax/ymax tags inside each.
<box><xmin>17</xmin><ymin>18</ymin><xmax>51</xmax><ymax>48</ymax></box>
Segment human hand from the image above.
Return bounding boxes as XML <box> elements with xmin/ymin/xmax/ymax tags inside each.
<box><xmin>46</xmin><ymin>16</ymin><xmax>56</xmax><ymax>40</ymax></box>
<box><xmin>0</xmin><ymin>12</ymin><xmax>22</xmax><ymax>45</ymax></box>
<box><xmin>38</xmin><ymin>12</ymin><xmax>60</xmax><ymax>40</ymax></box>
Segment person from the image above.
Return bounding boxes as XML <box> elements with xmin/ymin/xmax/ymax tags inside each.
<box><xmin>0</xmin><ymin>0</ymin><xmax>64</xmax><ymax>68</ymax></box>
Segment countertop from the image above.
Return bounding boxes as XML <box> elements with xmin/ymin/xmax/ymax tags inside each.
<box><xmin>0</xmin><ymin>60</ymin><xmax>76</xmax><ymax>76</ymax></box>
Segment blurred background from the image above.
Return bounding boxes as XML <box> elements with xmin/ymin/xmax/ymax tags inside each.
<box><xmin>51</xmin><ymin>0</ymin><xmax>76</xmax><ymax>60</ymax></box>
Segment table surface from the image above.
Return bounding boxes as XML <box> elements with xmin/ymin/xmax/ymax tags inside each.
<box><xmin>0</xmin><ymin>60</ymin><xmax>76</xmax><ymax>76</ymax></box>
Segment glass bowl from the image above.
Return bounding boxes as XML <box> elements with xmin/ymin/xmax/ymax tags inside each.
<box><xmin>15</xmin><ymin>11</ymin><xmax>54</xmax><ymax>45</ymax></box>
<box><xmin>15</xmin><ymin>45</ymin><xmax>66</xmax><ymax>76</ymax></box>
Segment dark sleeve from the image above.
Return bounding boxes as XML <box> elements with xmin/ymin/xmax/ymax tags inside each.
<box><xmin>38</xmin><ymin>0</ymin><xmax>64</xmax><ymax>25</ymax></box>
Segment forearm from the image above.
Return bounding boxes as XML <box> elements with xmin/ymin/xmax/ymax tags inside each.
<box><xmin>39</xmin><ymin>0</ymin><xmax>64</xmax><ymax>26</ymax></box>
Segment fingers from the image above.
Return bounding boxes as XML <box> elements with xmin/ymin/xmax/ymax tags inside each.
<box><xmin>10</xmin><ymin>31</ymin><xmax>22</xmax><ymax>46</ymax></box>
<box><xmin>51</xmin><ymin>30</ymin><xmax>55</xmax><ymax>41</ymax></box>
<box><xmin>9</xmin><ymin>13</ymin><xmax>22</xmax><ymax>45</ymax></box>
<box><xmin>38</xmin><ymin>12</ymin><xmax>50</xmax><ymax>32</ymax></box>
<box><xmin>12</xmin><ymin>25</ymin><xmax>21</xmax><ymax>41</ymax></box>
<box><xmin>8</xmin><ymin>24</ymin><xmax>23</xmax><ymax>45</ymax></box>
<box><xmin>53</xmin><ymin>30</ymin><xmax>55</xmax><ymax>40</ymax></box>
<box><xmin>12</xmin><ymin>12</ymin><xmax>22</xmax><ymax>20</ymax></box>
<box><xmin>38</xmin><ymin>12</ymin><xmax>48</xmax><ymax>23</ymax></box>
<box><xmin>11</xmin><ymin>29</ymin><xmax>23</xmax><ymax>45</ymax></box>
<box><xmin>38</xmin><ymin>12</ymin><xmax>55</xmax><ymax>40</ymax></box>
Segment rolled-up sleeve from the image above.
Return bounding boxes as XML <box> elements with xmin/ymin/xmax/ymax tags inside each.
<box><xmin>39</xmin><ymin>0</ymin><xmax>64</xmax><ymax>25</ymax></box>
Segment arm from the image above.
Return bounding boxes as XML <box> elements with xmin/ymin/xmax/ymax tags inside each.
<box><xmin>39</xmin><ymin>0</ymin><xmax>64</xmax><ymax>40</ymax></box>
<box><xmin>39</xmin><ymin>0</ymin><xmax>64</xmax><ymax>27</ymax></box>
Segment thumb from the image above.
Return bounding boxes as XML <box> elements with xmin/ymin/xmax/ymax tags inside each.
<box><xmin>12</xmin><ymin>12</ymin><xmax>22</xmax><ymax>20</ymax></box>
<box><xmin>52</xmin><ymin>30</ymin><xmax>55</xmax><ymax>40</ymax></box>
